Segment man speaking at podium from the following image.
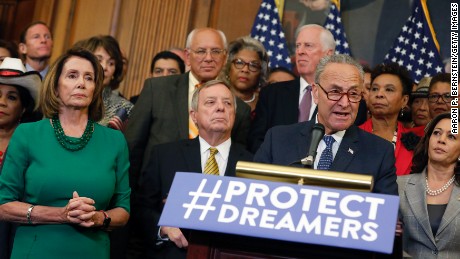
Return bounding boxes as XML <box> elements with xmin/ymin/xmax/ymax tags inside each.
<box><xmin>254</xmin><ymin>54</ymin><xmax>397</xmax><ymax>195</ymax></box>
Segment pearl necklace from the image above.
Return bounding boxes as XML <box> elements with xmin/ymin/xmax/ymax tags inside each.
<box><xmin>425</xmin><ymin>175</ymin><xmax>456</xmax><ymax>196</ymax></box>
<box><xmin>243</xmin><ymin>93</ymin><xmax>256</xmax><ymax>103</ymax></box>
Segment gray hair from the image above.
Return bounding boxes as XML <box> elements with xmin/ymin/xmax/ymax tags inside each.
<box><xmin>191</xmin><ymin>79</ymin><xmax>237</xmax><ymax>112</ymax></box>
<box><xmin>185</xmin><ymin>28</ymin><xmax>227</xmax><ymax>49</ymax></box>
<box><xmin>220</xmin><ymin>36</ymin><xmax>269</xmax><ymax>88</ymax></box>
<box><xmin>295</xmin><ymin>24</ymin><xmax>336</xmax><ymax>52</ymax></box>
<box><xmin>314</xmin><ymin>54</ymin><xmax>364</xmax><ymax>84</ymax></box>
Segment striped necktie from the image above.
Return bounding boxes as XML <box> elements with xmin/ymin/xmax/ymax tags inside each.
<box><xmin>204</xmin><ymin>147</ymin><xmax>219</xmax><ymax>175</ymax></box>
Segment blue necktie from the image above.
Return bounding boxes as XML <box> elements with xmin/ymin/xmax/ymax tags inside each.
<box><xmin>317</xmin><ymin>135</ymin><xmax>335</xmax><ymax>170</ymax></box>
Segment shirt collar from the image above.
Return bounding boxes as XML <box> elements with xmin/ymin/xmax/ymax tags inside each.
<box><xmin>300</xmin><ymin>77</ymin><xmax>309</xmax><ymax>92</ymax></box>
<box><xmin>314</xmin><ymin>115</ymin><xmax>346</xmax><ymax>143</ymax></box>
<box><xmin>189</xmin><ymin>72</ymin><xmax>200</xmax><ymax>88</ymax></box>
<box><xmin>199</xmin><ymin>136</ymin><xmax>231</xmax><ymax>162</ymax></box>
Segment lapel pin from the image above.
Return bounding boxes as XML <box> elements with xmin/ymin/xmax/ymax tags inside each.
<box><xmin>348</xmin><ymin>148</ymin><xmax>354</xmax><ymax>155</ymax></box>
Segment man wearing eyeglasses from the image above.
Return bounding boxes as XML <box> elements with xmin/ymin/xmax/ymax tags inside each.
<box><xmin>125</xmin><ymin>28</ymin><xmax>251</xmax><ymax>192</ymax></box>
<box><xmin>428</xmin><ymin>72</ymin><xmax>453</xmax><ymax>119</ymax></box>
<box><xmin>254</xmin><ymin>54</ymin><xmax>398</xmax><ymax>196</ymax></box>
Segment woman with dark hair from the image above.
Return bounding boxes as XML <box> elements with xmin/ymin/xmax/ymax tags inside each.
<box><xmin>74</xmin><ymin>35</ymin><xmax>133</xmax><ymax>130</ymax></box>
<box><xmin>398</xmin><ymin>113</ymin><xmax>460</xmax><ymax>258</ymax></box>
<box><xmin>359</xmin><ymin>63</ymin><xmax>423</xmax><ymax>175</ymax></box>
<box><xmin>220</xmin><ymin>36</ymin><xmax>269</xmax><ymax>116</ymax></box>
<box><xmin>0</xmin><ymin>40</ymin><xmax>19</xmax><ymax>64</ymax></box>
<box><xmin>0</xmin><ymin>48</ymin><xmax>130</xmax><ymax>258</ymax></box>
<box><xmin>0</xmin><ymin>57</ymin><xmax>40</xmax><ymax>259</ymax></box>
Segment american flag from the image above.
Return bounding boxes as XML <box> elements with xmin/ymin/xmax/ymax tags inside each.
<box><xmin>384</xmin><ymin>0</ymin><xmax>444</xmax><ymax>83</ymax></box>
<box><xmin>324</xmin><ymin>0</ymin><xmax>352</xmax><ymax>56</ymax></box>
<box><xmin>251</xmin><ymin>0</ymin><xmax>292</xmax><ymax>69</ymax></box>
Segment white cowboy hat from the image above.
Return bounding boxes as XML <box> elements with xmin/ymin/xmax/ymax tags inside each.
<box><xmin>0</xmin><ymin>57</ymin><xmax>41</xmax><ymax>102</ymax></box>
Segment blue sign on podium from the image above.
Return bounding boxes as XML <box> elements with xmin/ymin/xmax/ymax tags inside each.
<box><xmin>159</xmin><ymin>173</ymin><xmax>399</xmax><ymax>254</ymax></box>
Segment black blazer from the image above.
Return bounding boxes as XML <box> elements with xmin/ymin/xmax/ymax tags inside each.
<box><xmin>124</xmin><ymin>72</ymin><xmax>251</xmax><ymax>191</ymax></box>
<box><xmin>132</xmin><ymin>138</ymin><xmax>253</xmax><ymax>259</ymax></box>
<box><xmin>254</xmin><ymin>120</ymin><xmax>398</xmax><ymax>195</ymax></box>
<box><xmin>248</xmin><ymin>78</ymin><xmax>301</xmax><ymax>153</ymax></box>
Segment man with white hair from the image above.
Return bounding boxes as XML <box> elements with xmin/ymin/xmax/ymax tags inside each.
<box><xmin>248</xmin><ymin>24</ymin><xmax>335</xmax><ymax>153</ymax></box>
<box><xmin>125</xmin><ymin>28</ymin><xmax>251</xmax><ymax>191</ymax></box>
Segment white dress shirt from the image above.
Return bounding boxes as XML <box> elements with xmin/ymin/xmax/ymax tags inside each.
<box><xmin>199</xmin><ymin>137</ymin><xmax>231</xmax><ymax>176</ymax></box>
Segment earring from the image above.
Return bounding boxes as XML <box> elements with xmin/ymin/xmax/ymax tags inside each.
<box><xmin>400</xmin><ymin>108</ymin><xmax>404</xmax><ymax>117</ymax></box>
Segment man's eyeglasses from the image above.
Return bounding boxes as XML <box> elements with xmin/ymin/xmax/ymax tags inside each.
<box><xmin>232</xmin><ymin>59</ymin><xmax>261</xmax><ymax>72</ymax></box>
<box><xmin>428</xmin><ymin>93</ymin><xmax>453</xmax><ymax>103</ymax></box>
<box><xmin>316</xmin><ymin>83</ymin><xmax>363</xmax><ymax>103</ymax></box>
<box><xmin>189</xmin><ymin>48</ymin><xmax>226</xmax><ymax>60</ymax></box>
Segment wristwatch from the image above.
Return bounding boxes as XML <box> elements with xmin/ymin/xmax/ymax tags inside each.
<box><xmin>100</xmin><ymin>210</ymin><xmax>111</xmax><ymax>230</ymax></box>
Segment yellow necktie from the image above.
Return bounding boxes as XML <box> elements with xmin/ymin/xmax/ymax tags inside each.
<box><xmin>189</xmin><ymin>83</ymin><xmax>203</xmax><ymax>139</ymax></box>
<box><xmin>189</xmin><ymin>118</ymin><xmax>198</xmax><ymax>139</ymax></box>
<box><xmin>204</xmin><ymin>147</ymin><xmax>219</xmax><ymax>175</ymax></box>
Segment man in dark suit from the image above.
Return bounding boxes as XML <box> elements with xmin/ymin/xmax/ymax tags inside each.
<box><xmin>125</xmin><ymin>28</ymin><xmax>251</xmax><ymax>191</ymax></box>
<box><xmin>254</xmin><ymin>54</ymin><xmax>397</xmax><ymax>195</ymax></box>
<box><xmin>133</xmin><ymin>80</ymin><xmax>253</xmax><ymax>258</ymax></box>
<box><xmin>248</xmin><ymin>24</ymin><xmax>335</xmax><ymax>153</ymax></box>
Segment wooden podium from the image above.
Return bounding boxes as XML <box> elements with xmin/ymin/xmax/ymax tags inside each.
<box><xmin>187</xmin><ymin>229</ymin><xmax>402</xmax><ymax>259</ymax></box>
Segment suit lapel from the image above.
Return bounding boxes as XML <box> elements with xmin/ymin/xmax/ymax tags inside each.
<box><xmin>330</xmin><ymin>125</ymin><xmax>359</xmax><ymax>172</ymax></box>
<box><xmin>406</xmin><ymin>171</ymin><xmax>437</xmax><ymax>245</ymax></box>
<box><xmin>436</xmin><ymin>183</ymin><xmax>460</xmax><ymax>236</ymax></box>
<box><xmin>181</xmin><ymin>138</ymin><xmax>202</xmax><ymax>173</ymax></box>
<box><xmin>297</xmin><ymin>121</ymin><xmax>313</xmax><ymax>163</ymax></box>
<box><xmin>176</xmin><ymin>73</ymin><xmax>190</xmax><ymax>139</ymax></box>
<box><xmin>280</xmin><ymin>78</ymin><xmax>301</xmax><ymax>123</ymax></box>
<box><xmin>226</xmin><ymin>142</ymin><xmax>242</xmax><ymax>177</ymax></box>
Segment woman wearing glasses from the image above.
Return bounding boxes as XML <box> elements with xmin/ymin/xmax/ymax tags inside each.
<box><xmin>359</xmin><ymin>63</ymin><xmax>423</xmax><ymax>175</ymax></box>
<box><xmin>428</xmin><ymin>73</ymin><xmax>452</xmax><ymax>119</ymax></box>
<box><xmin>220</xmin><ymin>36</ymin><xmax>269</xmax><ymax>118</ymax></box>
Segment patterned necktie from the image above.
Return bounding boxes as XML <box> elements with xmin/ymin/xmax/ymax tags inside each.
<box><xmin>317</xmin><ymin>135</ymin><xmax>335</xmax><ymax>170</ymax></box>
<box><xmin>204</xmin><ymin>147</ymin><xmax>219</xmax><ymax>175</ymax></box>
<box><xmin>298</xmin><ymin>85</ymin><xmax>312</xmax><ymax>122</ymax></box>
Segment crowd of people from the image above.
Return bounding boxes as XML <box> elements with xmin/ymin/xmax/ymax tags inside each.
<box><xmin>0</xmin><ymin>20</ymin><xmax>457</xmax><ymax>259</ymax></box>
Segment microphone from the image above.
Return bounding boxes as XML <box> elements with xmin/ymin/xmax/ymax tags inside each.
<box><xmin>300</xmin><ymin>123</ymin><xmax>325</xmax><ymax>167</ymax></box>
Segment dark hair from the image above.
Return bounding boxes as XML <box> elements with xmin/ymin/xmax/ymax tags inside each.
<box><xmin>0</xmin><ymin>40</ymin><xmax>19</xmax><ymax>58</ymax></box>
<box><xmin>411</xmin><ymin>113</ymin><xmax>460</xmax><ymax>185</ymax></box>
<box><xmin>150</xmin><ymin>51</ymin><xmax>185</xmax><ymax>74</ymax></box>
<box><xmin>268</xmin><ymin>67</ymin><xmax>296</xmax><ymax>78</ymax></box>
<box><xmin>371</xmin><ymin>63</ymin><xmax>413</xmax><ymax>96</ymax></box>
<box><xmin>362</xmin><ymin>65</ymin><xmax>372</xmax><ymax>74</ymax></box>
<box><xmin>429</xmin><ymin>72</ymin><xmax>451</xmax><ymax>92</ymax></box>
<box><xmin>9</xmin><ymin>85</ymin><xmax>35</xmax><ymax>123</ymax></box>
<box><xmin>39</xmin><ymin>47</ymin><xmax>104</xmax><ymax>121</ymax></box>
<box><xmin>73</xmin><ymin>35</ymin><xmax>123</xmax><ymax>90</ymax></box>
<box><xmin>19</xmin><ymin>21</ymin><xmax>52</xmax><ymax>44</ymax></box>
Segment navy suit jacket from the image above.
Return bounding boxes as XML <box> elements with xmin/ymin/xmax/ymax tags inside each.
<box><xmin>254</xmin><ymin>120</ymin><xmax>398</xmax><ymax>195</ymax></box>
<box><xmin>133</xmin><ymin>138</ymin><xmax>253</xmax><ymax>258</ymax></box>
